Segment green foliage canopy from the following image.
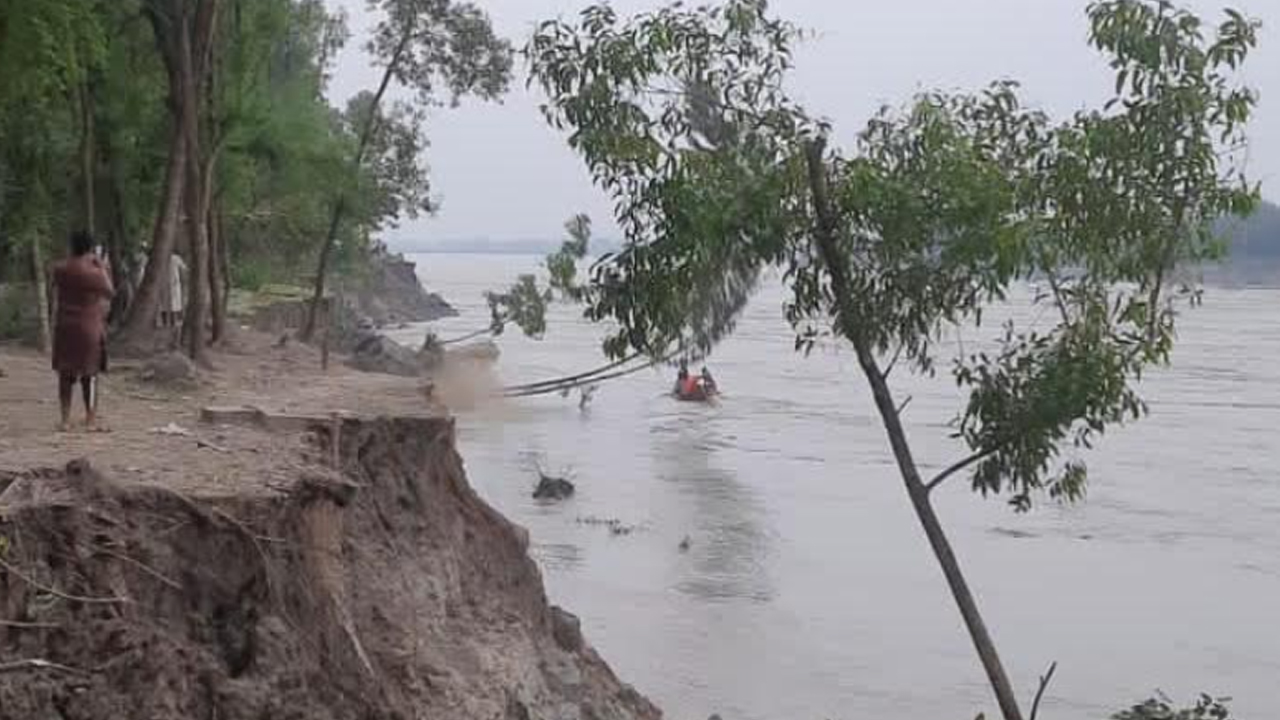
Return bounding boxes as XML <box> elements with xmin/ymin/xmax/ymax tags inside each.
<box><xmin>528</xmin><ymin>0</ymin><xmax>1259</xmax><ymax>512</ymax></box>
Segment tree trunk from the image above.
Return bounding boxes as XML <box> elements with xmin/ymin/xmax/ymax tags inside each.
<box><xmin>145</xmin><ymin>0</ymin><xmax>217</xmax><ymax>362</ymax></box>
<box><xmin>217</xmin><ymin>196</ymin><xmax>230</xmax><ymax>318</ymax></box>
<box><xmin>300</xmin><ymin>31</ymin><xmax>410</xmax><ymax>341</ymax></box>
<box><xmin>221</xmin><ymin>204</ymin><xmax>230</xmax><ymax>311</ymax></box>
<box><xmin>207</xmin><ymin>181</ymin><xmax>225</xmax><ymax>344</ymax></box>
<box><xmin>179</xmin><ymin>10</ymin><xmax>213</xmax><ymax>364</ymax></box>
<box><xmin>30</xmin><ymin>235</ymin><xmax>50</xmax><ymax>354</ymax></box>
<box><xmin>182</xmin><ymin>152</ymin><xmax>209</xmax><ymax>363</ymax></box>
<box><xmin>113</xmin><ymin>79</ymin><xmax>186</xmax><ymax>353</ymax></box>
<box><xmin>206</xmin><ymin>5</ymin><xmax>229</xmax><ymax>346</ymax></box>
<box><xmin>101</xmin><ymin>133</ymin><xmax>132</xmax><ymax>321</ymax></box>
<box><xmin>803</xmin><ymin>139</ymin><xmax>1026</xmax><ymax>720</ymax></box>
<box><xmin>301</xmin><ymin>198</ymin><xmax>345</xmax><ymax>340</ymax></box>
<box><xmin>78</xmin><ymin>81</ymin><xmax>97</xmax><ymax>236</ymax></box>
<box><xmin>116</xmin><ymin>0</ymin><xmax>220</xmax><ymax>356</ymax></box>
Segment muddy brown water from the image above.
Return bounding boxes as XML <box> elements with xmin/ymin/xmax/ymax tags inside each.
<box><xmin>391</xmin><ymin>254</ymin><xmax>1280</xmax><ymax>720</ymax></box>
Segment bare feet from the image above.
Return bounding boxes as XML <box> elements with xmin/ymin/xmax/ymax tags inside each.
<box><xmin>57</xmin><ymin>421</ymin><xmax>72</xmax><ymax>433</ymax></box>
<box><xmin>84</xmin><ymin>416</ymin><xmax>111</xmax><ymax>433</ymax></box>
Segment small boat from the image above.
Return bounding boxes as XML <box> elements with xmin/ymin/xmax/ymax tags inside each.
<box><xmin>674</xmin><ymin>377</ymin><xmax>717</xmax><ymax>403</ymax></box>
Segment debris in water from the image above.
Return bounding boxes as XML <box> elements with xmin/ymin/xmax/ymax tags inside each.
<box><xmin>576</xmin><ymin>516</ymin><xmax>642</xmax><ymax>537</ymax></box>
<box><xmin>533</xmin><ymin>472</ymin><xmax>575</xmax><ymax>501</ymax></box>
<box><xmin>678</xmin><ymin>536</ymin><xmax>692</xmax><ymax>552</ymax></box>
<box><xmin>579</xmin><ymin>384</ymin><xmax>599</xmax><ymax>411</ymax></box>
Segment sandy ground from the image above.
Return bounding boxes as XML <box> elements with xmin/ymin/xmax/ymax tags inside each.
<box><xmin>0</xmin><ymin>331</ymin><xmax>443</xmax><ymax>497</ymax></box>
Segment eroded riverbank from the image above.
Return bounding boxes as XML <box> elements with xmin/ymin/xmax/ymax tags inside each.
<box><xmin>0</xmin><ymin>341</ymin><xmax>657</xmax><ymax>720</ymax></box>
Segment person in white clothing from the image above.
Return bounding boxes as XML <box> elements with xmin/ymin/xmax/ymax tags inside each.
<box><xmin>164</xmin><ymin>253</ymin><xmax>188</xmax><ymax>328</ymax></box>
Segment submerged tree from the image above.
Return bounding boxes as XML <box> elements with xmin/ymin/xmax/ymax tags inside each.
<box><xmin>528</xmin><ymin>1</ymin><xmax>1259</xmax><ymax>718</ymax></box>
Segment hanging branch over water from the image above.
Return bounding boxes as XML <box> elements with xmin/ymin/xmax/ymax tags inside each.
<box><xmin>502</xmin><ymin>353</ymin><xmax>643</xmax><ymax>395</ymax></box>
<box><xmin>502</xmin><ymin>354</ymin><xmax>662</xmax><ymax>398</ymax></box>
<box><xmin>439</xmin><ymin>326</ymin><xmax>496</xmax><ymax>345</ymax></box>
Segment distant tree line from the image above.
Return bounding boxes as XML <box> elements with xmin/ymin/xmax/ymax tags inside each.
<box><xmin>1223</xmin><ymin>198</ymin><xmax>1280</xmax><ymax>259</ymax></box>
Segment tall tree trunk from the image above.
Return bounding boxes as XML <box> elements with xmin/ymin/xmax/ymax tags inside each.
<box><xmin>300</xmin><ymin>31</ymin><xmax>411</xmax><ymax>341</ymax></box>
<box><xmin>78</xmin><ymin>81</ymin><xmax>97</xmax><ymax>236</ymax></box>
<box><xmin>219</xmin><ymin>197</ymin><xmax>230</xmax><ymax>318</ymax></box>
<box><xmin>207</xmin><ymin>172</ymin><xmax>225</xmax><ymax>344</ymax></box>
<box><xmin>101</xmin><ymin>132</ymin><xmax>132</xmax><ymax>321</ymax></box>
<box><xmin>117</xmin><ymin>0</ymin><xmax>219</xmax><ymax>356</ymax></box>
<box><xmin>803</xmin><ymin>139</ymin><xmax>1026</xmax><ymax>720</ymax></box>
<box><xmin>179</xmin><ymin>13</ymin><xmax>211</xmax><ymax>364</ymax></box>
<box><xmin>30</xmin><ymin>234</ymin><xmax>50</xmax><ymax>354</ymax></box>
<box><xmin>205</xmin><ymin>0</ymin><xmax>228</xmax><ymax>346</ymax></box>
<box><xmin>114</xmin><ymin>10</ymin><xmax>189</xmax><ymax>354</ymax></box>
<box><xmin>182</xmin><ymin>157</ymin><xmax>209</xmax><ymax>363</ymax></box>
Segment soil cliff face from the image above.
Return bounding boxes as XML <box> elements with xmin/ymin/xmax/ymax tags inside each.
<box><xmin>345</xmin><ymin>255</ymin><xmax>457</xmax><ymax>326</ymax></box>
<box><xmin>0</xmin><ymin>418</ymin><xmax>659</xmax><ymax>720</ymax></box>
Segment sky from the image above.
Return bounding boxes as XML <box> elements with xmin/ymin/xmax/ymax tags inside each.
<box><xmin>327</xmin><ymin>0</ymin><xmax>1280</xmax><ymax>249</ymax></box>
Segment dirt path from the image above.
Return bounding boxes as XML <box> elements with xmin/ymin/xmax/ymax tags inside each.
<box><xmin>0</xmin><ymin>332</ymin><xmax>441</xmax><ymax>497</ymax></box>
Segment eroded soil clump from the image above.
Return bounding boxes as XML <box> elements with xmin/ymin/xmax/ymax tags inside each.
<box><xmin>0</xmin><ymin>418</ymin><xmax>658</xmax><ymax>720</ymax></box>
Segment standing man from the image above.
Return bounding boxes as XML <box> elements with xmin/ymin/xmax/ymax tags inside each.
<box><xmin>51</xmin><ymin>231</ymin><xmax>115</xmax><ymax>431</ymax></box>
<box><xmin>168</xmin><ymin>251</ymin><xmax>188</xmax><ymax>332</ymax></box>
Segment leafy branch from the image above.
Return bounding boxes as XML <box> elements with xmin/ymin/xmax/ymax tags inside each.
<box><xmin>485</xmin><ymin>213</ymin><xmax>593</xmax><ymax>339</ymax></box>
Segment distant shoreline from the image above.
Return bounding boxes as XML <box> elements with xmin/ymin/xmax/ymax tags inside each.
<box><xmin>393</xmin><ymin>241</ymin><xmax>623</xmax><ymax>257</ymax></box>
<box><xmin>395</xmin><ymin>246</ymin><xmax>1280</xmax><ymax>281</ymax></box>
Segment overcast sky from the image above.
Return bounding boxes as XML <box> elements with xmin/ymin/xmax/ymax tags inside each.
<box><xmin>327</xmin><ymin>0</ymin><xmax>1279</xmax><ymax>247</ymax></box>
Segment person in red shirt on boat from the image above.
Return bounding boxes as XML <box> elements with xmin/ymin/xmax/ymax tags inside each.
<box><xmin>681</xmin><ymin>373</ymin><xmax>701</xmax><ymax>397</ymax></box>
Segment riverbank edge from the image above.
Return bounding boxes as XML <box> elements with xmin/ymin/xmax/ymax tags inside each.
<box><xmin>0</xmin><ymin>412</ymin><xmax>661</xmax><ymax>720</ymax></box>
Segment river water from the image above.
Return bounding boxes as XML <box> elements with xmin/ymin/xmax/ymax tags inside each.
<box><xmin>391</xmin><ymin>254</ymin><xmax>1280</xmax><ymax>720</ymax></box>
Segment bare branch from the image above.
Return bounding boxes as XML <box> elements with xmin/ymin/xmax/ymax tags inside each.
<box><xmin>926</xmin><ymin>443</ymin><xmax>1005</xmax><ymax>493</ymax></box>
<box><xmin>896</xmin><ymin>394</ymin><xmax>914</xmax><ymax>416</ymax></box>
<box><xmin>1028</xmin><ymin>661</ymin><xmax>1059</xmax><ymax>720</ymax></box>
